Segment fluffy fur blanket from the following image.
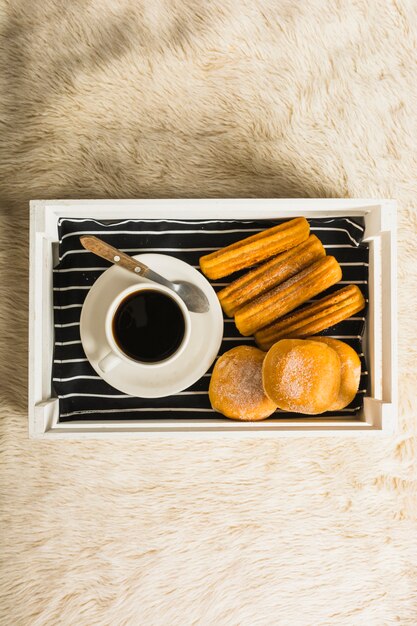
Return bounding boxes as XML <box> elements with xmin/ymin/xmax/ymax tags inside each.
<box><xmin>0</xmin><ymin>1</ymin><xmax>416</xmax><ymax>624</ymax></box>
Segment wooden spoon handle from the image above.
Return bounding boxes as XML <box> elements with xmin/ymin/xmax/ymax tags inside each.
<box><xmin>79</xmin><ymin>235</ymin><xmax>149</xmax><ymax>275</ymax></box>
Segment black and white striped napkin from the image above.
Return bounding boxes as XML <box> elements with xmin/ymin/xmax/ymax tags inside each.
<box><xmin>52</xmin><ymin>217</ymin><xmax>368</xmax><ymax>421</ymax></box>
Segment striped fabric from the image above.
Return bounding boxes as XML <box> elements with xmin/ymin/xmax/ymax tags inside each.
<box><xmin>52</xmin><ymin>217</ymin><xmax>369</xmax><ymax>421</ymax></box>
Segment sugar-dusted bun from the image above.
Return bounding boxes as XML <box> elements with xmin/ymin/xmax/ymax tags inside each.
<box><xmin>308</xmin><ymin>337</ymin><xmax>361</xmax><ymax>410</ymax></box>
<box><xmin>209</xmin><ymin>346</ymin><xmax>277</xmax><ymax>421</ymax></box>
<box><xmin>262</xmin><ymin>339</ymin><xmax>341</xmax><ymax>414</ymax></box>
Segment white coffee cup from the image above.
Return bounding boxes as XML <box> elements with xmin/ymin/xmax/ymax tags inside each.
<box><xmin>98</xmin><ymin>283</ymin><xmax>191</xmax><ymax>373</ymax></box>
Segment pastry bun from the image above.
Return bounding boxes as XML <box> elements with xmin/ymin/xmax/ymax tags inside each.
<box><xmin>209</xmin><ymin>346</ymin><xmax>277</xmax><ymax>421</ymax></box>
<box><xmin>262</xmin><ymin>339</ymin><xmax>341</xmax><ymax>414</ymax></box>
<box><xmin>308</xmin><ymin>337</ymin><xmax>361</xmax><ymax>410</ymax></box>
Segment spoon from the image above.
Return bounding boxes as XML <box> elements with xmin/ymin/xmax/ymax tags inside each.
<box><xmin>79</xmin><ymin>235</ymin><xmax>210</xmax><ymax>314</ymax></box>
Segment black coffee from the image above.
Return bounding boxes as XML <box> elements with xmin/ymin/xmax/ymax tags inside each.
<box><xmin>112</xmin><ymin>290</ymin><xmax>185</xmax><ymax>363</ymax></box>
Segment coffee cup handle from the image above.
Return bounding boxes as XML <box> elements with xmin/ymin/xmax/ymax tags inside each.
<box><xmin>98</xmin><ymin>352</ymin><xmax>121</xmax><ymax>373</ymax></box>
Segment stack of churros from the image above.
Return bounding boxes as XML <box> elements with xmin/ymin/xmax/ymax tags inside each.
<box><xmin>218</xmin><ymin>234</ymin><xmax>326</xmax><ymax>316</ymax></box>
<box><xmin>199</xmin><ymin>217</ymin><xmax>366</xmax><ymax>340</ymax></box>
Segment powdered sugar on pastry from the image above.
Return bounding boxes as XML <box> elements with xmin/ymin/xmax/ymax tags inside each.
<box><xmin>209</xmin><ymin>346</ymin><xmax>277</xmax><ymax>421</ymax></box>
<box><xmin>262</xmin><ymin>339</ymin><xmax>341</xmax><ymax>414</ymax></box>
<box><xmin>279</xmin><ymin>352</ymin><xmax>315</xmax><ymax>408</ymax></box>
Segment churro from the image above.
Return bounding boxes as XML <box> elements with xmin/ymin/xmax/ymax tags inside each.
<box><xmin>255</xmin><ymin>285</ymin><xmax>365</xmax><ymax>350</ymax></box>
<box><xmin>199</xmin><ymin>217</ymin><xmax>309</xmax><ymax>280</ymax></box>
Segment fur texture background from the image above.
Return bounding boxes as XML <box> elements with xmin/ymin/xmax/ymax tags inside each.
<box><xmin>1</xmin><ymin>1</ymin><xmax>417</xmax><ymax>624</ymax></box>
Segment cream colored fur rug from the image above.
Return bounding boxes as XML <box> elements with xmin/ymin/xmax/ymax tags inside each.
<box><xmin>1</xmin><ymin>1</ymin><xmax>417</xmax><ymax>624</ymax></box>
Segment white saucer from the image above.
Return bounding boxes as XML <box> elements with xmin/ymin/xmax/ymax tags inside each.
<box><xmin>80</xmin><ymin>254</ymin><xmax>224</xmax><ymax>397</ymax></box>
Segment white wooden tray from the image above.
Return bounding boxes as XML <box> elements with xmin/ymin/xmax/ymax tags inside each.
<box><xmin>29</xmin><ymin>199</ymin><xmax>397</xmax><ymax>438</ymax></box>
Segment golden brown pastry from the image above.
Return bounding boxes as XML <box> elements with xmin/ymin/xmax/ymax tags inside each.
<box><xmin>235</xmin><ymin>256</ymin><xmax>342</xmax><ymax>337</ymax></box>
<box><xmin>209</xmin><ymin>346</ymin><xmax>277</xmax><ymax>421</ymax></box>
<box><xmin>262</xmin><ymin>339</ymin><xmax>341</xmax><ymax>414</ymax></box>
<box><xmin>199</xmin><ymin>217</ymin><xmax>309</xmax><ymax>280</ymax></box>
<box><xmin>217</xmin><ymin>235</ymin><xmax>326</xmax><ymax>317</ymax></box>
<box><xmin>308</xmin><ymin>337</ymin><xmax>361</xmax><ymax>410</ymax></box>
<box><xmin>255</xmin><ymin>285</ymin><xmax>365</xmax><ymax>350</ymax></box>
